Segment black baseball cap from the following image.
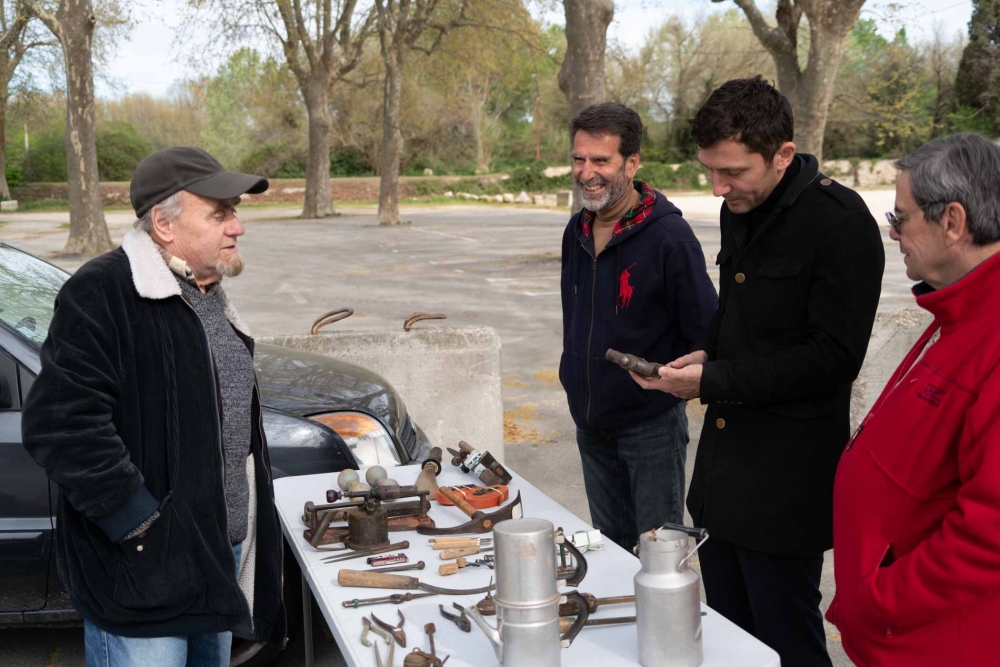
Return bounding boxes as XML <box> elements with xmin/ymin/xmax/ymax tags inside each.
<box><xmin>130</xmin><ymin>146</ymin><xmax>269</xmax><ymax>218</ymax></box>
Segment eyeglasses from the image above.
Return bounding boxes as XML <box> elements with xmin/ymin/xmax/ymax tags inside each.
<box><xmin>885</xmin><ymin>201</ymin><xmax>946</xmax><ymax>235</ymax></box>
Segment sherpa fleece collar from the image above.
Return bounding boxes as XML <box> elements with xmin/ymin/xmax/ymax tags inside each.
<box><xmin>120</xmin><ymin>229</ymin><xmax>253</xmax><ymax>337</ymax></box>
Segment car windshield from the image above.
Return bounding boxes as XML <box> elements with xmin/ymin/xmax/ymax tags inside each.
<box><xmin>0</xmin><ymin>244</ymin><xmax>68</xmax><ymax>346</ymax></box>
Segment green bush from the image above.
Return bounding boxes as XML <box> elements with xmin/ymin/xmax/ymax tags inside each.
<box><xmin>6</xmin><ymin>164</ymin><xmax>22</xmax><ymax>188</ymax></box>
<box><xmin>96</xmin><ymin>121</ymin><xmax>154</xmax><ymax>181</ymax></box>
<box><xmin>21</xmin><ymin>130</ymin><xmax>67</xmax><ymax>183</ymax></box>
<box><xmin>330</xmin><ymin>147</ymin><xmax>372</xmax><ymax>176</ymax></box>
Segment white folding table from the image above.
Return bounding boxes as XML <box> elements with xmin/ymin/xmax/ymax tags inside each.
<box><xmin>274</xmin><ymin>464</ymin><xmax>780</xmax><ymax>667</ymax></box>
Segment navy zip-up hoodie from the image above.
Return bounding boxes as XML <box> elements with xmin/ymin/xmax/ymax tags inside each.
<box><xmin>559</xmin><ymin>181</ymin><xmax>718</xmax><ymax>430</ymax></box>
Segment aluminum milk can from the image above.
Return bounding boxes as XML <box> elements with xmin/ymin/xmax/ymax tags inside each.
<box><xmin>466</xmin><ymin>518</ymin><xmax>590</xmax><ymax>666</ymax></box>
<box><xmin>635</xmin><ymin>522</ymin><xmax>709</xmax><ymax>667</ymax></box>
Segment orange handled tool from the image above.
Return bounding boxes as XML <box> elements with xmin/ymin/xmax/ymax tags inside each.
<box><xmin>434</xmin><ymin>484</ymin><xmax>509</xmax><ymax>509</ymax></box>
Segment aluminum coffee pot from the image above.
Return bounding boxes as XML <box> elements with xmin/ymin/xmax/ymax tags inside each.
<box><xmin>466</xmin><ymin>518</ymin><xmax>590</xmax><ymax>666</ymax></box>
<box><xmin>635</xmin><ymin>522</ymin><xmax>709</xmax><ymax>667</ymax></box>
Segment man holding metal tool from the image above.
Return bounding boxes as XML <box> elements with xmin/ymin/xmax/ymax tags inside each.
<box><xmin>559</xmin><ymin>102</ymin><xmax>718</xmax><ymax>552</ymax></box>
<box><xmin>21</xmin><ymin>147</ymin><xmax>283</xmax><ymax>666</ymax></box>
<box><xmin>632</xmin><ymin>77</ymin><xmax>884</xmax><ymax>666</ymax></box>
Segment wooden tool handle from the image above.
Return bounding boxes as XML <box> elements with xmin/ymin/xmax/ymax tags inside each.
<box><xmin>438</xmin><ymin>558</ymin><xmax>468</xmax><ymax>576</ymax></box>
<box><xmin>440</xmin><ymin>546</ymin><xmax>480</xmax><ymax>560</ymax></box>
<box><xmin>429</xmin><ymin>537</ymin><xmax>480</xmax><ymax>549</ymax></box>
<box><xmin>437</xmin><ymin>485</ymin><xmax>478</xmax><ymax>518</ymax></box>
<box><xmin>337</xmin><ymin>569</ymin><xmax>419</xmax><ymax>590</ymax></box>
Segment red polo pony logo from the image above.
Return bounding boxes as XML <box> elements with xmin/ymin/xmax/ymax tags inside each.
<box><xmin>618</xmin><ymin>263</ymin><xmax>636</xmax><ymax>309</ymax></box>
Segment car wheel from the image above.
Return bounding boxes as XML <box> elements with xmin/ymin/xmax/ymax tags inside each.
<box><xmin>230</xmin><ymin>541</ymin><xmax>303</xmax><ymax>667</ymax></box>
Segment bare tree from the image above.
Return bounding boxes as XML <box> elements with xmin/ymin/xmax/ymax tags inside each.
<box><xmin>0</xmin><ymin>2</ymin><xmax>32</xmax><ymax>200</ymax></box>
<box><xmin>190</xmin><ymin>0</ymin><xmax>373</xmax><ymax>219</ymax></box>
<box><xmin>373</xmin><ymin>0</ymin><xmax>471</xmax><ymax>225</ymax></box>
<box><xmin>24</xmin><ymin>0</ymin><xmax>110</xmax><ymax>255</ymax></box>
<box><xmin>712</xmin><ymin>0</ymin><xmax>867</xmax><ymax>161</ymax></box>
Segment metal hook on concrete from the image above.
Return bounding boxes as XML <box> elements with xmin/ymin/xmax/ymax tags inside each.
<box><xmin>311</xmin><ymin>308</ymin><xmax>354</xmax><ymax>334</ymax></box>
<box><xmin>404</xmin><ymin>313</ymin><xmax>447</xmax><ymax>332</ymax></box>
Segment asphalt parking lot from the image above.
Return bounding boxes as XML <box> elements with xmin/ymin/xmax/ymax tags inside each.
<box><xmin>0</xmin><ymin>191</ymin><xmax>912</xmax><ymax>666</ymax></box>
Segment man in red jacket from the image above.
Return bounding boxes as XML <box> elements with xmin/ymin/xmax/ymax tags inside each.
<box><xmin>828</xmin><ymin>132</ymin><xmax>1000</xmax><ymax>667</ymax></box>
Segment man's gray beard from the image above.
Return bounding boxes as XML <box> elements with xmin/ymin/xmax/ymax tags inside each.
<box><xmin>216</xmin><ymin>250</ymin><xmax>244</xmax><ymax>278</ymax></box>
<box><xmin>579</xmin><ymin>166</ymin><xmax>631</xmax><ymax>212</ymax></box>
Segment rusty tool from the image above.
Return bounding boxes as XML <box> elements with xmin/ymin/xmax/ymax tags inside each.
<box><xmin>402</xmin><ymin>623</ymin><xmax>449</xmax><ymax>667</ymax></box>
<box><xmin>403</xmin><ymin>313</ymin><xmax>447</xmax><ymax>332</ymax></box>
<box><xmin>321</xmin><ymin>541</ymin><xmax>409</xmax><ymax>564</ymax></box>
<box><xmin>338</xmin><ymin>569</ymin><xmax>496</xmax><ymax>596</ymax></box>
<box><xmin>372</xmin><ymin>610</ymin><xmax>407</xmax><ymax>647</ymax></box>
<box><xmin>439</xmin><ymin>545</ymin><xmax>493</xmax><ymax>560</ymax></box>
<box><xmin>439</xmin><ymin>555</ymin><xmax>494</xmax><ymax>576</ymax></box>
<box><xmin>416</xmin><ymin>489</ymin><xmax>522</xmax><ymax>536</ymax></box>
<box><xmin>427</xmin><ymin>537</ymin><xmax>492</xmax><ymax>550</ymax></box>
<box><xmin>371</xmin><ymin>561</ymin><xmax>425</xmax><ymax>574</ymax></box>
<box><xmin>605</xmin><ymin>348</ymin><xmax>663</xmax><ymax>379</ymax></box>
<box><xmin>311</xmin><ymin>308</ymin><xmax>354</xmax><ymax>334</ymax></box>
<box><xmin>439</xmin><ymin>602</ymin><xmax>471</xmax><ymax>632</ymax></box>
<box><xmin>362</xmin><ymin>616</ymin><xmax>393</xmax><ymax>647</ymax></box>
<box><xmin>447</xmin><ymin>440</ymin><xmax>511</xmax><ymax>486</ymax></box>
<box><xmin>415</xmin><ymin>447</ymin><xmax>443</xmax><ymax>495</ymax></box>
<box><xmin>342</xmin><ymin>592</ymin><xmax>437</xmax><ymax>609</ymax></box>
<box><xmin>476</xmin><ymin>591</ymin><xmax>634</xmax><ymax>617</ymax></box>
<box><xmin>559</xmin><ymin>615</ymin><xmax>637</xmax><ymax>632</ymax></box>
<box><xmin>434</xmin><ymin>484</ymin><xmax>509</xmax><ymax>509</ymax></box>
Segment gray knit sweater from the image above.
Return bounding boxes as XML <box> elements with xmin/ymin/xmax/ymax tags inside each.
<box><xmin>178</xmin><ymin>277</ymin><xmax>254</xmax><ymax>544</ymax></box>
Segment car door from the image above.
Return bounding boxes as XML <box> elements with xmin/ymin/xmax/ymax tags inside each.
<box><xmin>0</xmin><ymin>346</ymin><xmax>51</xmax><ymax>613</ymax></box>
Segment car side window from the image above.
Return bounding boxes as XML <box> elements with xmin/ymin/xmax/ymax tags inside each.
<box><xmin>0</xmin><ymin>351</ymin><xmax>19</xmax><ymax>411</ymax></box>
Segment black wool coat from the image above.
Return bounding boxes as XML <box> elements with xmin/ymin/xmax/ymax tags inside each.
<box><xmin>21</xmin><ymin>231</ymin><xmax>284</xmax><ymax>639</ymax></box>
<box><xmin>687</xmin><ymin>154</ymin><xmax>885</xmax><ymax>556</ymax></box>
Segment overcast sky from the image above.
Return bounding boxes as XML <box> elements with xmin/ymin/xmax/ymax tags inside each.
<box><xmin>101</xmin><ymin>0</ymin><xmax>975</xmax><ymax>99</ymax></box>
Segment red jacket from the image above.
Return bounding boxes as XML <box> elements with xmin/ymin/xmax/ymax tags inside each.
<box><xmin>827</xmin><ymin>250</ymin><xmax>1000</xmax><ymax>666</ymax></box>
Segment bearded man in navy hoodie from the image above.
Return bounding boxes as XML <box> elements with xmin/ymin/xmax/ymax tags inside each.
<box><xmin>559</xmin><ymin>102</ymin><xmax>718</xmax><ymax>552</ymax></box>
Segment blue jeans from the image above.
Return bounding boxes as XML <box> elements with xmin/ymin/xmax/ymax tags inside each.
<box><xmin>85</xmin><ymin>541</ymin><xmax>243</xmax><ymax>667</ymax></box>
<box><xmin>576</xmin><ymin>403</ymin><xmax>688</xmax><ymax>552</ymax></box>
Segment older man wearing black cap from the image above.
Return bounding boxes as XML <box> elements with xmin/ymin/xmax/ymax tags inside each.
<box><xmin>22</xmin><ymin>147</ymin><xmax>283</xmax><ymax>667</ymax></box>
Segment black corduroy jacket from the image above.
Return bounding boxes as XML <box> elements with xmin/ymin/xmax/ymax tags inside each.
<box><xmin>21</xmin><ymin>230</ymin><xmax>284</xmax><ymax>640</ymax></box>
<box><xmin>687</xmin><ymin>155</ymin><xmax>885</xmax><ymax>555</ymax></box>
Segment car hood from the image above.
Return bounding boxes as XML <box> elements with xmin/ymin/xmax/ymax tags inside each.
<box><xmin>254</xmin><ymin>342</ymin><xmax>402</xmax><ymax>429</ymax></box>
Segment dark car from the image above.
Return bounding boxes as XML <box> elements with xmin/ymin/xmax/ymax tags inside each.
<box><xmin>0</xmin><ymin>242</ymin><xmax>427</xmax><ymax>665</ymax></box>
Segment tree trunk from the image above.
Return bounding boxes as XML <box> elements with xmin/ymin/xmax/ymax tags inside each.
<box><xmin>559</xmin><ymin>0</ymin><xmax>613</xmax><ymax>214</ymax></box>
<box><xmin>32</xmin><ymin>0</ymin><xmax>110</xmax><ymax>255</ymax></box>
<box><xmin>558</xmin><ymin>0</ymin><xmax>614</xmax><ymax>121</ymax></box>
<box><xmin>377</xmin><ymin>50</ymin><xmax>404</xmax><ymax>226</ymax></box>
<box><xmin>470</xmin><ymin>75</ymin><xmax>489</xmax><ymax>174</ymax></box>
<box><xmin>301</xmin><ymin>77</ymin><xmax>334</xmax><ymax>218</ymax></box>
<box><xmin>0</xmin><ymin>91</ymin><xmax>10</xmax><ymax>200</ymax></box>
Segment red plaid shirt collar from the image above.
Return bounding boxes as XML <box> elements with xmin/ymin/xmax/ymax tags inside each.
<box><xmin>580</xmin><ymin>180</ymin><xmax>657</xmax><ymax>238</ymax></box>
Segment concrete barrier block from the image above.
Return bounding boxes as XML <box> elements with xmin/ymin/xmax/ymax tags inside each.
<box><xmin>1</xmin><ymin>200</ymin><xmax>18</xmax><ymax>212</ymax></box>
<box><xmin>261</xmin><ymin>326</ymin><xmax>505</xmax><ymax>462</ymax></box>
<box><xmin>556</xmin><ymin>190</ymin><xmax>573</xmax><ymax>208</ymax></box>
<box><xmin>850</xmin><ymin>307</ymin><xmax>933</xmax><ymax>429</ymax></box>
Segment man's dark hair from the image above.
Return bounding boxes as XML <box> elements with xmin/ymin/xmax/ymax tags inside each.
<box><xmin>691</xmin><ymin>76</ymin><xmax>794</xmax><ymax>160</ymax></box>
<box><xmin>570</xmin><ymin>102</ymin><xmax>643</xmax><ymax>158</ymax></box>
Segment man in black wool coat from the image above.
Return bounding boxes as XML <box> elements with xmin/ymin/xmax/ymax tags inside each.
<box><xmin>633</xmin><ymin>77</ymin><xmax>885</xmax><ymax>667</ymax></box>
<box><xmin>22</xmin><ymin>147</ymin><xmax>284</xmax><ymax>667</ymax></box>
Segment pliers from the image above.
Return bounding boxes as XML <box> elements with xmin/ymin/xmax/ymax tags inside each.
<box><xmin>439</xmin><ymin>602</ymin><xmax>471</xmax><ymax>632</ymax></box>
<box><xmin>361</xmin><ymin>616</ymin><xmax>393</xmax><ymax>647</ymax></box>
<box><xmin>371</xmin><ymin>609</ymin><xmax>407</xmax><ymax>647</ymax></box>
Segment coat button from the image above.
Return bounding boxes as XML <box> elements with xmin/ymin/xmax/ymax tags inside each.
<box><xmin>136</xmin><ymin>544</ymin><xmax>144</xmax><ymax>552</ymax></box>
<box><xmin>735</xmin><ymin>272</ymin><xmax>746</xmax><ymax>284</ymax></box>
<box><xmin>820</xmin><ymin>178</ymin><xmax>832</xmax><ymax>186</ymax></box>
<box><xmin>716</xmin><ymin>418</ymin><xmax>726</xmax><ymax>429</ymax></box>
